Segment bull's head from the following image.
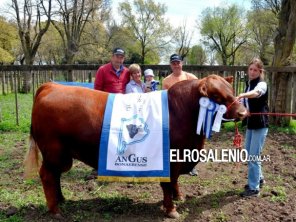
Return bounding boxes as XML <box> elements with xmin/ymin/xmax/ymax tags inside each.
<box><xmin>198</xmin><ymin>74</ymin><xmax>247</xmax><ymax>120</ymax></box>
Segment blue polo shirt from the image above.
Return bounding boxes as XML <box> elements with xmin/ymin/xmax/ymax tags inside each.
<box><xmin>125</xmin><ymin>80</ymin><xmax>145</xmax><ymax>93</ymax></box>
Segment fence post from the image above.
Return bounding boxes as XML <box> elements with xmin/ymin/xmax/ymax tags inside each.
<box><xmin>1</xmin><ymin>71</ymin><xmax>5</xmax><ymax>95</ymax></box>
<box><xmin>32</xmin><ymin>71</ymin><xmax>35</xmax><ymax>98</ymax></box>
<box><xmin>14</xmin><ymin>71</ymin><xmax>19</xmax><ymax>126</ymax></box>
<box><xmin>88</xmin><ymin>71</ymin><xmax>92</xmax><ymax>83</ymax></box>
<box><xmin>6</xmin><ymin>72</ymin><xmax>9</xmax><ymax>93</ymax></box>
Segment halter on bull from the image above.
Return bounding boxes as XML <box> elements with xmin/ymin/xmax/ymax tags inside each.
<box><xmin>24</xmin><ymin>74</ymin><xmax>247</xmax><ymax>218</ymax></box>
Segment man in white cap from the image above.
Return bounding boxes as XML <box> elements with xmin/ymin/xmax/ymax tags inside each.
<box><xmin>144</xmin><ymin>69</ymin><xmax>159</xmax><ymax>92</ymax></box>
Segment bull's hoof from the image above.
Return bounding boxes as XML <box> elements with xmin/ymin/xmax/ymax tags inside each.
<box><xmin>52</xmin><ymin>212</ymin><xmax>64</xmax><ymax>220</ymax></box>
<box><xmin>173</xmin><ymin>195</ymin><xmax>185</xmax><ymax>201</ymax></box>
<box><xmin>160</xmin><ymin>203</ymin><xmax>177</xmax><ymax>212</ymax></box>
<box><xmin>166</xmin><ymin>210</ymin><xmax>180</xmax><ymax>219</ymax></box>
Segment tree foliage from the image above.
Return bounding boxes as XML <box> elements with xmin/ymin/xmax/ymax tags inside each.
<box><xmin>246</xmin><ymin>9</ymin><xmax>277</xmax><ymax>65</ymax></box>
<box><xmin>50</xmin><ymin>0</ymin><xmax>111</xmax><ymax>64</ymax></box>
<box><xmin>200</xmin><ymin>4</ymin><xmax>248</xmax><ymax>65</ymax></box>
<box><xmin>119</xmin><ymin>0</ymin><xmax>172</xmax><ymax>64</ymax></box>
<box><xmin>174</xmin><ymin>20</ymin><xmax>193</xmax><ymax>61</ymax></box>
<box><xmin>0</xmin><ymin>17</ymin><xmax>19</xmax><ymax>64</ymax></box>
<box><xmin>37</xmin><ymin>23</ymin><xmax>64</xmax><ymax>64</ymax></box>
<box><xmin>251</xmin><ymin>0</ymin><xmax>281</xmax><ymax>14</ymax></box>
<box><xmin>187</xmin><ymin>45</ymin><xmax>207</xmax><ymax>65</ymax></box>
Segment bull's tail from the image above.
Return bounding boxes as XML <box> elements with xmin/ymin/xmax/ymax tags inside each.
<box><xmin>24</xmin><ymin>133</ymin><xmax>42</xmax><ymax>180</ymax></box>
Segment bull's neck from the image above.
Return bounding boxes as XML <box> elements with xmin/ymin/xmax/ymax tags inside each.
<box><xmin>168</xmin><ymin>81</ymin><xmax>200</xmax><ymax>119</ymax></box>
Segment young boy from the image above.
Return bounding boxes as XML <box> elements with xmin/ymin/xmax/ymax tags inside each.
<box><xmin>144</xmin><ymin>69</ymin><xmax>159</xmax><ymax>92</ymax></box>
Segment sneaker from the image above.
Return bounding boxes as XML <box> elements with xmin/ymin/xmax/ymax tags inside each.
<box><xmin>240</xmin><ymin>189</ymin><xmax>260</xmax><ymax>197</ymax></box>
<box><xmin>189</xmin><ymin>168</ymin><xmax>198</xmax><ymax>176</ymax></box>
<box><xmin>244</xmin><ymin>179</ymin><xmax>265</xmax><ymax>190</ymax></box>
<box><xmin>259</xmin><ymin>179</ymin><xmax>266</xmax><ymax>187</ymax></box>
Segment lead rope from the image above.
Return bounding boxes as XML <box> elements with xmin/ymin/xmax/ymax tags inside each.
<box><xmin>233</xmin><ymin>122</ymin><xmax>243</xmax><ymax>170</ymax></box>
<box><xmin>233</xmin><ymin>122</ymin><xmax>242</xmax><ymax>149</ymax></box>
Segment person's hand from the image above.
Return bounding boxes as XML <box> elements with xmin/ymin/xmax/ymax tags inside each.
<box><xmin>236</xmin><ymin>93</ymin><xmax>244</xmax><ymax>100</ymax></box>
<box><xmin>145</xmin><ymin>87</ymin><xmax>151</xmax><ymax>93</ymax></box>
<box><xmin>236</xmin><ymin>94</ymin><xmax>244</xmax><ymax>104</ymax></box>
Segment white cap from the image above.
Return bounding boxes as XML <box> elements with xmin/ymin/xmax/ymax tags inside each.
<box><xmin>144</xmin><ymin>69</ymin><xmax>154</xmax><ymax>77</ymax></box>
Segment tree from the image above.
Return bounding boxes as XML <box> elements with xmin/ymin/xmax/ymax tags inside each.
<box><xmin>251</xmin><ymin>0</ymin><xmax>296</xmax><ymax>125</ymax></box>
<box><xmin>174</xmin><ymin>20</ymin><xmax>193</xmax><ymax>61</ymax></box>
<box><xmin>50</xmin><ymin>0</ymin><xmax>111</xmax><ymax>65</ymax></box>
<box><xmin>251</xmin><ymin>0</ymin><xmax>281</xmax><ymax>14</ymax></box>
<box><xmin>37</xmin><ymin>23</ymin><xmax>64</xmax><ymax>64</ymax></box>
<box><xmin>187</xmin><ymin>45</ymin><xmax>207</xmax><ymax>65</ymax></box>
<box><xmin>11</xmin><ymin>0</ymin><xmax>52</xmax><ymax>92</ymax></box>
<box><xmin>200</xmin><ymin>4</ymin><xmax>248</xmax><ymax>65</ymax></box>
<box><xmin>96</xmin><ymin>20</ymin><xmax>135</xmax><ymax>63</ymax></box>
<box><xmin>119</xmin><ymin>0</ymin><xmax>172</xmax><ymax>64</ymax></box>
<box><xmin>246</xmin><ymin>9</ymin><xmax>277</xmax><ymax>65</ymax></box>
<box><xmin>270</xmin><ymin>0</ymin><xmax>296</xmax><ymax>125</ymax></box>
<box><xmin>0</xmin><ymin>17</ymin><xmax>19</xmax><ymax>64</ymax></box>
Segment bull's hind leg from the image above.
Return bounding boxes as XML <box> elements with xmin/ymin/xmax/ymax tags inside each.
<box><xmin>39</xmin><ymin>164</ymin><xmax>63</xmax><ymax>214</ymax></box>
<box><xmin>39</xmin><ymin>148</ymin><xmax>73</xmax><ymax>215</ymax></box>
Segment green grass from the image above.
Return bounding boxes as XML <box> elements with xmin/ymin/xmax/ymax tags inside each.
<box><xmin>0</xmin><ymin>93</ymin><xmax>33</xmax><ymax>133</ymax></box>
<box><xmin>222</xmin><ymin>121</ymin><xmax>243</xmax><ymax>132</ymax></box>
<box><xmin>214</xmin><ymin>210</ymin><xmax>229</xmax><ymax>222</ymax></box>
<box><xmin>265</xmin><ymin>186</ymin><xmax>287</xmax><ymax>203</ymax></box>
<box><xmin>222</xmin><ymin>120</ymin><xmax>296</xmax><ymax>134</ymax></box>
<box><xmin>275</xmin><ymin>119</ymin><xmax>296</xmax><ymax>134</ymax></box>
<box><xmin>0</xmin><ymin>214</ymin><xmax>24</xmax><ymax>222</ymax></box>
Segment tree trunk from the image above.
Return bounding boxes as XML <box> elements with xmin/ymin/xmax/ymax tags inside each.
<box><xmin>21</xmin><ymin>71</ymin><xmax>32</xmax><ymax>93</ymax></box>
<box><xmin>293</xmin><ymin>74</ymin><xmax>296</xmax><ymax>115</ymax></box>
<box><xmin>271</xmin><ymin>0</ymin><xmax>296</xmax><ymax>126</ymax></box>
<box><xmin>21</xmin><ymin>58</ymin><xmax>34</xmax><ymax>93</ymax></box>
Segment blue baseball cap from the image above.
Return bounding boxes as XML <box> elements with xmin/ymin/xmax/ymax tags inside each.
<box><xmin>113</xmin><ymin>48</ymin><xmax>125</xmax><ymax>56</ymax></box>
<box><xmin>170</xmin><ymin>54</ymin><xmax>182</xmax><ymax>63</ymax></box>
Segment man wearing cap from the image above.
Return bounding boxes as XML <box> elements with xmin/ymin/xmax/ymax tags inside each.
<box><xmin>94</xmin><ymin>48</ymin><xmax>130</xmax><ymax>93</ymax></box>
<box><xmin>162</xmin><ymin>54</ymin><xmax>199</xmax><ymax>176</ymax></box>
<box><xmin>162</xmin><ymin>54</ymin><xmax>197</xmax><ymax>90</ymax></box>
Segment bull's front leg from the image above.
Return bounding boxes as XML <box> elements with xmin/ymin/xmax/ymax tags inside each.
<box><xmin>39</xmin><ymin>164</ymin><xmax>64</xmax><ymax>217</ymax></box>
<box><xmin>160</xmin><ymin>182</ymin><xmax>180</xmax><ymax>218</ymax></box>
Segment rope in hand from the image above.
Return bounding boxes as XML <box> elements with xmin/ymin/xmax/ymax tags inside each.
<box><xmin>228</xmin><ymin>97</ymin><xmax>295</xmax><ymax>172</ymax></box>
<box><xmin>227</xmin><ymin>97</ymin><xmax>296</xmax><ymax>117</ymax></box>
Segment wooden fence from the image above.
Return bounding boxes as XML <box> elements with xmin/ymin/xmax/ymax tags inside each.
<box><xmin>0</xmin><ymin>64</ymin><xmax>295</xmax><ymax>125</ymax></box>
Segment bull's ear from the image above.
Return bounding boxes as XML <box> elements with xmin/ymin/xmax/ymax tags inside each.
<box><xmin>224</xmin><ymin>76</ymin><xmax>233</xmax><ymax>84</ymax></box>
<box><xmin>199</xmin><ymin>82</ymin><xmax>208</xmax><ymax>97</ymax></box>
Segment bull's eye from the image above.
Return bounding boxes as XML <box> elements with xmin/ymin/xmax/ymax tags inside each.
<box><xmin>212</xmin><ymin>94</ymin><xmax>220</xmax><ymax>102</ymax></box>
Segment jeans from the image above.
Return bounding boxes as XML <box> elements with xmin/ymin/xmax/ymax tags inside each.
<box><xmin>244</xmin><ymin>128</ymin><xmax>268</xmax><ymax>191</ymax></box>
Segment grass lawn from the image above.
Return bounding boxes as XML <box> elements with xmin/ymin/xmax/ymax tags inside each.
<box><xmin>0</xmin><ymin>93</ymin><xmax>33</xmax><ymax>132</ymax></box>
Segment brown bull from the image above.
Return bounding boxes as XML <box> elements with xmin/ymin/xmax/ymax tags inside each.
<box><xmin>24</xmin><ymin>74</ymin><xmax>247</xmax><ymax>218</ymax></box>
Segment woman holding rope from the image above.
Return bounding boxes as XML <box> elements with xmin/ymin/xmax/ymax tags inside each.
<box><xmin>237</xmin><ymin>58</ymin><xmax>269</xmax><ymax>197</ymax></box>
